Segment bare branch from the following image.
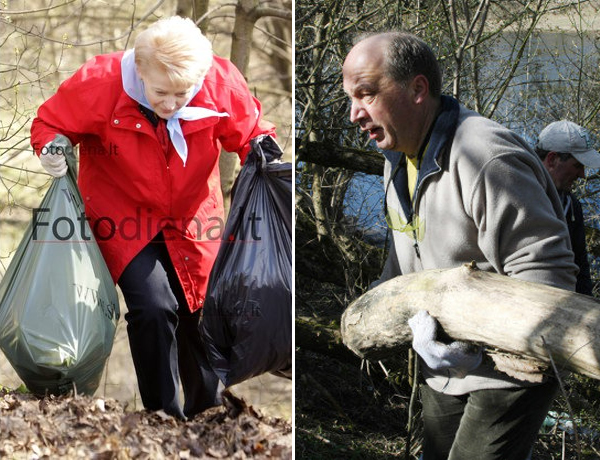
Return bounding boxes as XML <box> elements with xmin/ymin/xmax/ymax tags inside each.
<box><xmin>0</xmin><ymin>1</ymin><xmax>79</xmax><ymax>15</ymax></box>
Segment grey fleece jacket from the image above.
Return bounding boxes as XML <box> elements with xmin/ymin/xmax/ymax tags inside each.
<box><xmin>379</xmin><ymin>96</ymin><xmax>578</xmax><ymax>395</ymax></box>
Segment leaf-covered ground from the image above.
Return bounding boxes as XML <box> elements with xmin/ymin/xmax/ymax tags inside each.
<box><xmin>0</xmin><ymin>388</ymin><xmax>291</xmax><ymax>459</ymax></box>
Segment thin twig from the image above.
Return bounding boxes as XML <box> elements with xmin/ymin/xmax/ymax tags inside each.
<box><xmin>377</xmin><ymin>360</ymin><xmax>402</xmax><ymax>395</ymax></box>
<box><xmin>296</xmin><ymin>426</ymin><xmax>331</xmax><ymax>444</ymax></box>
<box><xmin>405</xmin><ymin>349</ymin><xmax>420</xmax><ymax>460</ymax></box>
<box><xmin>541</xmin><ymin>335</ymin><xmax>581</xmax><ymax>460</ymax></box>
<box><xmin>5</xmin><ymin>0</ymin><xmax>166</xmax><ymax>48</ymax></box>
<box><xmin>1</xmin><ymin>0</ymin><xmax>78</xmax><ymax>15</ymax></box>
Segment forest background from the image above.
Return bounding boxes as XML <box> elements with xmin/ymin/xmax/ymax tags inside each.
<box><xmin>0</xmin><ymin>0</ymin><xmax>292</xmax><ymax>421</ymax></box>
<box><xmin>5</xmin><ymin>0</ymin><xmax>600</xmax><ymax>457</ymax></box>
<box><xmin>296</xmin><ymin>0</ymin><xmax>600</xmax><ymax>458</ymax></box>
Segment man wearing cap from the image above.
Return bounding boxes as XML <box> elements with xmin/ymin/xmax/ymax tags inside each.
<box><xmin>536</xmin><ymin>120</ymin><xmax>600</xmax><ymax>295</ymax></box>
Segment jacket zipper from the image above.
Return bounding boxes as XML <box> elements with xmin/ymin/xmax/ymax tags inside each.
<box><xmin>410</xmin><ymin>165</ymin><xmax>440</xmax><ymax>260</ymax></box>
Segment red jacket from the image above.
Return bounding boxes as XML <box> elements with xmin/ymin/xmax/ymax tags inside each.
<box><xmin>31</xmin><ymin>51</ymin><xmax>275</xmax><ymax>312</ymax></box>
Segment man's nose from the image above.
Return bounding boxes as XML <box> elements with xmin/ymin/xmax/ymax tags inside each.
<box><xmin>350</xmin><ymin>102</ymin><xmax>366</xmax><ymax>124</ymax></box>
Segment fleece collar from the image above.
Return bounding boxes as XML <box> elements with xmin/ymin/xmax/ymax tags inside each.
<box><xmin>383</xmin><ymin>95</ymin><xmax>460</xmax><ymax>221</ymax></box>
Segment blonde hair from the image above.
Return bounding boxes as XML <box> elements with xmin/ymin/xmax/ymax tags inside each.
<box><xmin>134</xmin><ymin>16</ymin><xmax>213</xmax><ymax>86</ymax></box>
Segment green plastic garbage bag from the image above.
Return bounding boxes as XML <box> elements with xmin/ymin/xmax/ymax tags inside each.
<box><xmin>0</xmin><ymin>154</ymin><xmax>119</xmax><ymax>396</ymax></box>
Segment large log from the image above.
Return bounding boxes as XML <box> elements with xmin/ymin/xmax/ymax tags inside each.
<box><xmin>340</xmin><ymin>263</ymin><xmax>600</xmax><ymax>380</ymax></box>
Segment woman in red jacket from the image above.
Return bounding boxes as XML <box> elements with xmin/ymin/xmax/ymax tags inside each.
<box><xmin>31</xmin><ymin>16</ymin><xmax>275</xmax><ymax>419</ymax></box>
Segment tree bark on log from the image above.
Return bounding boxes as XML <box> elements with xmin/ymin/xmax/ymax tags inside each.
<box><xmin>340</xmin><ymin>263</ymin><xmax>600</xmax><ymax>380</ymax></box>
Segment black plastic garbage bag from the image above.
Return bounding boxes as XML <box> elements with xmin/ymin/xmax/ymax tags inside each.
<box><xmin>0</xmin><ymin>154</ymin><xmax>119</xmax><ymax>396</ymax></box>
<box><xmin>201</xmin><ymin>135</ymin><xmax>292</xmax><ymax>387</ymax></box>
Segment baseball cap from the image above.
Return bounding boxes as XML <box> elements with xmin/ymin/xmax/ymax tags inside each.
<box><xmin>537</xmin><ymin>120</ymin><xmax>600</xmax><ymax>168</ymax></box>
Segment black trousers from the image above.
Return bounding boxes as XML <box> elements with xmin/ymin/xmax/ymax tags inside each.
<box><xmin>420</xmin><ymin>378</ymin><xmax>558</xmax><ymax>460</ymax></box>
<box><xmin>118</xmin><ymin>234</ymin><xmax>221</xmax><ymax>419</ymax></box>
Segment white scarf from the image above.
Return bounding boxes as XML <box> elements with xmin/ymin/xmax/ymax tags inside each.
<box><xmin>121</xmin><ymin>49</ymin><xmax>229</xmax><ymax>166</ymax></box>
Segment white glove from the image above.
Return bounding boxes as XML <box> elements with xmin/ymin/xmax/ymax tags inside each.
<box><xmin>408</xmin><ymin>310</ymin><xmax>482</xmax><ymax>377</ymax></box>
<box><xmin>39</xmin><ymin>134</ymin><xmax>71</xmax><ymax>177</ymax></box>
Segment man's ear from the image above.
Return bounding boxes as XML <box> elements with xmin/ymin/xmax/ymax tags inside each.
<box><xmin>545</xmin><ymin>151</ymin><xmax>560</xmax><ymax>168</ymax></box>
<box><xmin>411</xmin><ymin>74</ymin><xmax>430</xmax><ymax>104</ymax></box>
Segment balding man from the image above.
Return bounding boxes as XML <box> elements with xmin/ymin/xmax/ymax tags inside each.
<box><xmin>343</xmin><ymin>32</ymin><xmax>578</xmax><ymax>460</ymax></box>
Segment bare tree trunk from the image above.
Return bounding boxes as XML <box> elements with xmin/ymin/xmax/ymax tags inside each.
<box><xmin>176</xmin><ymin>0</ymin><xmax>210</xmax><ymax>30</ymax></box>
<box><xmin>218</xmin><ymin>150</ymin><xmax>240</xmax><ymax>217</ymax></box>
<box><xmin>220</xmin><ymin>0</ymin><xmax>291</xmax><ymax>218</ymax></box>
<box><xmin>218</xmin><ymin>0</ymin><xmax>260</xmax><ymax>218</ymax></box>
<box><xmin>341</xmin><ymin>263</ymin><xmax>600</xmax><ymax>380</ymax></box>
<box><xmin>230</xmin><ymin>0</ymin><xmax>259</xmax><ymax>77</ymax></box>
<box><xmin>229</xmin><ymin>0</ymin><xmax>291</xmax><ymax>74</ymax></box>
<box><xmin>264</xmin><ymin>13</ymin><xmax>292</xmax><ymax>94</ymax></box>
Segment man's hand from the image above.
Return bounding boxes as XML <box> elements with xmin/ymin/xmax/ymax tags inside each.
<box><xmin>39</xmin><ymin>134</ymin><xmax>71</xmax><ymax>177</ymax></box>
<box><xmin>408</xmin><ymin>310</ymin><xmax>482</xmax><ymax>377</ymax></box>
